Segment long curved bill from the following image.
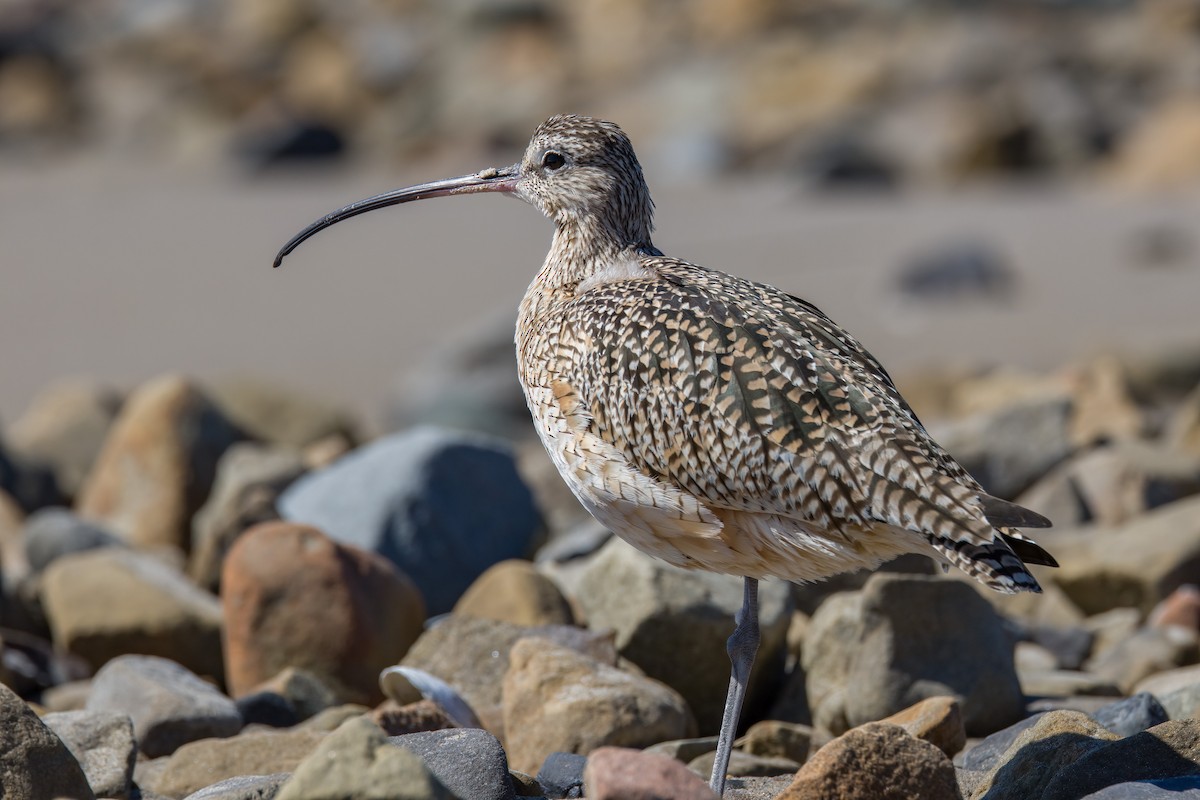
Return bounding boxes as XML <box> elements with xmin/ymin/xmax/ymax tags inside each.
<box><xmin>272</xmin><ymin>163</ymin><xmax>521</xmax><ymax>268</ymax></box>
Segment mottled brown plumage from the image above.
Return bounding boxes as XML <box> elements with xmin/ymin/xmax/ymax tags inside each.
<box><xmin>272</xmin><ymin>113</ymin><xmax>1055</xmax><ymax>796</ymax></box>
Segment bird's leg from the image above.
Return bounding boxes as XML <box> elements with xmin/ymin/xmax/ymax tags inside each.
<box><xmin>709</xmin><ymin>576</ymin><xmax>760</xmax><ymax>796</ymax></box>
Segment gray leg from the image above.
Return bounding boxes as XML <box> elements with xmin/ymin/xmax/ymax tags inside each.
<box><xmin>709</xmin><ymin>577</ymin><xmax>760</xmax><ymax>796</ymax></box>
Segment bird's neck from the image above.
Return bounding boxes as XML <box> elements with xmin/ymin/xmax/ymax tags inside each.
<box><xmin>536</xmin><ymin>215</ymin><xmax>654</xmax><ymax>292</ymax></box>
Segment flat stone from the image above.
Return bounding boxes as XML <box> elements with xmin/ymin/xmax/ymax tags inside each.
<box><xmin>688</xmin><ymin>749</ymin><xmax>801</xmax><ymax>779</ymax></box>
<box><xmin>85</xmin><ymin>655</ymin><xmax>242</xmax><ymax>758</ymax></box>
<box><xmin>452</xmin><ymin>559</ymin><xmax>574</xmax><ymax>627</ymax></box>
<box><xmin>1018</xmin><ymin>669</ymin><xmax>1123</xmax><ymax>698</ymax></box>
<box><xmin>76</xmin><ymin>374</ymin><xmax>243</xmax><ymax>551</ymax></box>
<box><xmin>1080</xmin><ymin>777</ymin><xmax>1200</xmax><ymax>798</ymax></box>
<box><xmin>1088</xmin><ymin>625</ymin><xmax>1199</xmax><ymax>693</ymax></box>
<box><xmin>388</xmin><ymin>728</ymin><xmax>515</xmax><ymax>800</ymax></box>
<box><xmin>645</xmin><ymin>736</ymin><xmax>720</xmax><ymax>764</ymax></box>
<box><xmin>502</xmin><ymin>638</ymin><xmax>695</xmax><ymax>775</ymax></box>
<box><xmin>572</xmin><ymin>537</ymin><xmax>791</xmax><ymax>733</ymax></box>
<box><xmin>0</xmin><ymin>682</ymin><xmax>94</xmax><ymax>799</ymax></box>
<box><xmin>42</xmin><ymin>709</ymin><xmax>136</xmax><ymax>800</ymax></box>
<box><xmin>139</xmin><ymin>729</ymin><xmax>325</xmax><ymax>798</ymax></box>
<box><xmin>222</xmin><ymin>521</ymin><xmax>425</xmax><ymax>705</ymax></box>
<box><xmin>778</xmin><ymin>722</ymin><xmax>959</xmax><ymax>800</ymax></box>
<box><xmin>724</xmin><ymin>775</ymin><xmax>796</xmax><ymax>800</ymax></box>
<box><xmin>880</xmin><ymin>696</ymin><xmax>966</xmax><ymax>758</ymax></box>
<box><xmin>294</xmin><ymin>704</ymin><xmax>371</xmax><ymax>733</ymax></box>
<box><xmin>276</xmin><ymin>717</ymin><xmax>452</xmax><ymax>800</ymax></box>
<box><xmin>805</xmin><ymin>574</ymin><xmax>1024</xmax><ymax>736</ymax></box>
<box><xmin>279</xmin><ymin>426</ymin><xmax>542</xmax><ymax>615</ymax></box>
<box><xmin>42</xmin><ymin>548</ymin><xmax>224</xmax><ymax>679</ymax></box>
<box><xmin>586</xmin><ymin>746</ymin><xmax>718</xmax><ymax>799</ymax></box>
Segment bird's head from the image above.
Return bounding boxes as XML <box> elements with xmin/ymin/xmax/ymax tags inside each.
<box><xmin>273</xmin><ymin>114</ymin><xmax>653</xmax><ymax>268</ymax></box>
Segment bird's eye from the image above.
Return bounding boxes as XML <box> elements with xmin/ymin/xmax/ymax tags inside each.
<box><xmin>542</xmin><ymin>151</ymin><xmax>566</xmax><ymax>171</ymax></box>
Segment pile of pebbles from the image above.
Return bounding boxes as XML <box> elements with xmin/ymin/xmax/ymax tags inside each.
<box><xmin>1</xmin><ymin>345</ymin><xmax>1200</xmax><ymax>799</ymax></box>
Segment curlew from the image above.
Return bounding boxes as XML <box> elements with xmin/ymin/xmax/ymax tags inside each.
<box><xmin>274</xmin><ymin>114</ymin><xmax>1055</xmax><ymax>795</ymax></box>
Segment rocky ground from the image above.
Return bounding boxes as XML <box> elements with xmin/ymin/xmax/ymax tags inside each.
<box><xmin>1</xmin><ymin>340</ymin><xmax>1200</xmax><ymax>799</ymax></box>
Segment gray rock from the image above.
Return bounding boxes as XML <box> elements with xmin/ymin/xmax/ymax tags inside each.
<box><xmin>190</xmin><ymin>442</ymin><xmax>305</xmax><ymax>591</ymax></box>
<box><xmin>645</xmin><ymin>736</ymin><xmax>720</xmax><ymax>764</ymax></box>
<box><xmin>687</xmin><ymin>749</ymin><xmax>801</xmax><ymax>778</ymax></box>
<box><xmin>930</xmin><ymin>391</ymin><xmax>1073</xmax><ymax>498</ymax></box>
<box><xmin>1081</xmin><ymin>778</ymin><xmax>1200</xmax><ymax>798</ymax></box>
<box><xmin>207</xmin><ymin>377</ymin><xmax>359</xmax><ymax>449</ymax></box>
<box><xmin>1087</xmin><ymin>625</ymin><xmax>1200</xmax><ymax>694</ymax></box>
<box><xmin>279</xmin><ymin>426</ymin><xmax>542</xmax><ymax>614</ymax></box>
<box><xmin>1093</xmin><ymin>693</ymin><xmax>1170</xmax><ymax>738</ymax></box>
<box><xmin>276</xmin><ymin>717</ymin><xmax>452</xmax><ymax>800</ymax></box>
<box><xmin>86</xmin><ymin>655</ymin><xmax>242</xmax><ymax>758</ymax></box>
<box><xmin>724</xmin><ymin>775</ymin><xmax>795</xmax><ymax>800</ymax></box>
<box><xmin>183</xmin><ymin>774</ymin><xmax>290</xmax><ymax>800</ymax></box>
<box><xmin>1040</xmin><ymin>720</ymin><xmax>1200</xmax><ymax>800</ymax></box>
<box><xmin>0</xmin><ymin>441</ymin><xmax>63</xmax><ymax>514</ymax></box>
<box><xmin>23</xmin><ymin>508</ymin><xmax>123</xmax><ymax>572</ymax></box>
<box><xmin>389</xmin><ymin>728</ymin><xmax>516</xmax><ymax>800</ymax></box>
<box><xmin>536</xmin><ymin>752</ymin><xmax>587</xmax><ymax>799</ymax></box>
<box><xmin>0</xmin><ymin>681</ymin><xmax>94</xmax><ymax>799</ymax></box>
<box><xmin>572</xmin><ymin>538</ymin><xmax>792</xmax><ymax>733</ymax></box>
<box><xmin>42</xmin><ymin>710</ymin><xmax>136</xmax><ymax>800</ymax></box>
<box><xmin>896</xmin><ymin>239</ymin><xmax>1016</xmax><ymax>302</ymax></box>
<box><xmin>804</xmin><ymin>574</ymin><xmax>1025</xmax><ymax>736</ymax></box>
<box><xmin>141</xmin><ymin>729</ymin><xmax>325</xmax><ymax>798</ymax></box>
<box><xmin>972</xmin><ymin>710</ymin><xmax>1117</xmax><ymax>799</ymax></box>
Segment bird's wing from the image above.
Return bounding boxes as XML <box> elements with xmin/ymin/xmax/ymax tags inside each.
<box><xmin>559</xmin><ymin>258</ymin><xmax>1043</xmax><ymax>564</ymax></box>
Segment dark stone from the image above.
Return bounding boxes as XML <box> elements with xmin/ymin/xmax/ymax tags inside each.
<box><xmin>1081</xmin><ymin>777</ymin><xmax>1200</xmax><ymax>798</ymax></box>
<box><xmin>896</xmin><ymin>240</ymin><xmax>1016</xmax><ymax>303</ymax></box>
<box><xmin>957</xmin><ymin>712</ymin><xmax>1045</xmax><ymax>772</ymax></box>
<box><xmin>1093</xmin><ymin>693</ymin><xmax>1170</xmax><ymax>738</ymax></box>
<box><xmin>279</xmin><ymin>427</ymin><xmax>542</xmax><ymax>615</ymax></box>
<box><xmin>235</xmin><ymin>120</ymin><xmax>347</xmax><ymax>170</ymax></box>
<box><xmin>0</xmin><ymin>681</ymin><xmax>94</xmax><ymax>799</ymax></box>
<box><xmin>1030</xmin><ymin>625</ymin><xmax>1095</xmax><ymax>671</ymax></box>
<box><xmin>0</xmin><ymin>444</ymin><xmax>62</xmax><ymax>513</ymax></box>
<box><xmin>1041</xmin><ymin>720</ymin><xmax>1200</xmax><ymax>800</ymax></box>
<box><xmin>536</xmin><ymin>752</ymin><xmax>587</xmax><ymax>799</ymax></box>
<box><xmin>23</xmin><ymin>507</ymin><xmax>123</xmax><ymax>572</ymax></box>
<box><xmin>235</xmin><ymin>691</ymin><xmax>298</xmax><ymax>728</ymax></box>
<box><xmin>388</xmin><ymin>728</ymin><xmax>516</xmax><ymax>800</ymax></box>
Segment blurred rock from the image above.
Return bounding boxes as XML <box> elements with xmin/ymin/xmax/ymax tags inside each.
<box><xmin>190</xmin><ymin>442</ymin><xmax>305</xmax><ymax>591</ymax></box>
<box><xmin>880</xmin><ymin>696</ymin><xmax>966</xmax><ymax>758</ymax></box>
<box><xmin>896</xmin><ymin>240</ymin><xmax>1016</xmax><ymax>303</ymax></box>
<box><xmin>76</xmin><ymin>375</ymin><xmax>243</xmax><ymax>551</ymax></box>
<box><xmin>208</xmin><ymin>378</ymin><xmax>359</xmax><ymax>449</ymax></box>
<box><xmin>1017</xmin><ymin>443</ymin><xmax>1200</xmax><ymax>528</ymax></box>
<box><xmin>402</xmin><ymin>615</ymin><xmax>616</xmax><ymax>736</ymax></box>
<box><xmin>1093</xmin><ymin>693</ymin><xmax>1170</xmax><ymax>738</ymax></box>
<box><xmin>736</xmin><ymin>720</ymin><xmax>814</xmax><ymax>764</ymax></box>
<box><xmin>452</xmin><ymin>559</ymin><xmax>574</xmax><ymax>627</ymax></box>
<box><xmin>379</xmin><ymin>665</ymin><xmax>482</xmax><ymax>729</ymax></box>
<box><xmin>0</xmin><ymin>439</ymin><xmax>62</xmax><ymax>514</ymax></box>
<box><xmin>573</xmin><ymin>538</ymin><xmax>791</xmax><ymax>733</ymax></box>
<box><xmin>585</xmin><ymin>746</ymin><xmax>718</xmax><ymax>800</ymax></box>
<box><xmin>931</xmin><ymin>390</ymin><xmax>1073</xmax><ymax>499</ymax></box>
<box><xmin>1087</xmin><ymin>626</ymin><xmax>1199</xmax><ymax>694</ymax></box>
<box><xmin>0</xmin><ymin>488</ymin><xmax>28</xmax><ymax>587</ymax></box>
<box><xmin>1018</xmin><ymin>669</ymin><xmax>1121</xmax><ymax>699</ymax></box>
<box><xmin>1109</xmin><ymin>100</ymin><xmax>1200</xmax><ymax>190</ymax></box>
<box><xmin>688</xmin><ymin>749</ymin><xmax>800</xmax><ymax>780</ymax></box>
<box><xmin>388</xmin><ymin>728</ymin><xmax>516</xmax><ymax>800</ymax></box>
<box><xmin>86</xmin><ymin>655</ymin><xmax>241</xmax><ymax>758</ymax></box>
<box><xmin>295</xmin><ymin>703</ymin><xmax>370</xmax><ymax>734</ymax></box>
<box><xmin>779</xmin><ymin>722</ymin><xmax>958</xmax><ymax>800</ymax></box>
<box><xmin>1150</xmin><ymin>585</ymin><xmax>1200</xmax><ymax>631</ymax></box>
<box><xmin>23</xmin><ymin>507</ymin><xmax>124</xmax><ymax>573</ymax></box>
<box><xmin>42</xmin><ymin>548</ymin><xmax>224</xmax><ymax>678</ymax></box>
<box><xmin>222</xmin><ymin>521</ymin><xmax>425</xmax><ymax>705</ymax></box>
<box><xmin>1068</xmin><ymin>358</ymin><xmax>1144</xmax><ymax>447</ymax></box>
<box><xmin>139</xmin><ymin>728</ymin><xmax>324</xmax><ymax>799</ymax></box>
<box><xmin>6</xmin><ymin>379</ymin><xmax>121</xmax><ymax>500</ymax></box>
<box><xmin>251</xmin><ymin>667</ymin><xmax>340</xmax><ymax>723</ymax></box>
<box><xmin>1039</xmin><ymin>720</ymin><xmax>1200</xmax><ymax>798</ymax></box>
<box><xmin>1052</xmin><ymin>495</ymin><xmax>1200</xmax><ymax>615</ymax></box>
<box><xmin>41</xmin><ymin>678</ymin><xmax>92</xmax><ymax>712</ymax></box>
<box><xmin>1167</xmin><ymin>385</ymin><xmax>1200</xmax><ymax>457</ymax></box>
<box><xmin>501</xmin><ymin>638</ymin><xmax>696</xmax><ymax>775</ymax></box>
<box><xmin>804</xmin><ymin>574</ymin><xmax>1024</xmax><ymax>736</ymax></box>
<box><xmin>0</xmin><ymin>682</ymin><xmax>94</xmax><ymax>800</ymax></box>
<box><xmin>181</xmin><ymin>774</ymin><xmax>291</xmax><ymax>800</ymax></box>
<box><xmin>645</xmin><ymin>736</ymin><xmax>721</xmax><ymax>764</ymax></box>
<box><xmin>233</xmin><ymin>118</ymin><xmax>348</xmax><ymax>170</ymax></box>
<box><xmin>372</xmin><ymin>699</ymin><xmax>456</xmax><ymax>737</ymax></box>
<box><xmin>42</xmin><ymin>710</ymin><xmax>136</xmax><ymax>800</ymax></box>
<box><xmin>972</xmin><ymin>709</ymin><xmax>1117</xmax><ymax>799</ymax></box>
<box><xmin>276</xmin><ymin>717</ymin><xmax>452</xmax><ymax>800</ymax></box>
<box><xmin>235</xmin><ymin>689</ymin><xmax>297</xmax><ymax>728</ymax></box>
<box><xmin>279</xmin><ymin>426</ymin><xmax>543</xmax><ymax>615</ymax></box>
